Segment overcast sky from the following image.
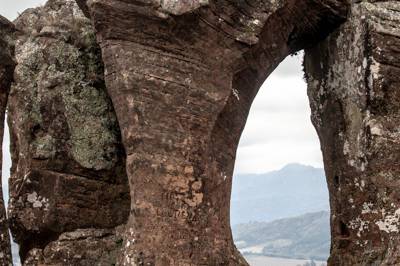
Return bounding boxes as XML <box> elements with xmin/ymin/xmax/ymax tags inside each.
<box><xmin>0</xmin><ymin>0</ymin><xmax>323</xmax><ymax>183</ymax></box>
<box><xmin>235</xmin><ymin>56</ymin><xmax>323</xmax><ymax>174</ymax></box>
<box><xmin>0</xmin><ymin>0</ymin><xmax>46</xmax><ymax>20</ymax></box>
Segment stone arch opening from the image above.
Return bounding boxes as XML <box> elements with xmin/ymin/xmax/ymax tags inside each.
<box><xmin>230</xmin><ymin>53</ymin><xmax>330</xmax><ymax>264</ymax></box>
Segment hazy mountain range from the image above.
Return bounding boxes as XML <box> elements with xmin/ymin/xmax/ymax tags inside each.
<box><xmin>231</xmin><ymin>163</ymin><xmax>329</xmax><ymax>225</ymax></box>
<box><xmin>231</xmin><ymin>163</ymin><xmax>331</xmax><ymax>262</ymax></box>
<box><xmin>234</xmin><ymin>211</ymin><xmax>330</xmax><ymax>261</ymax></box>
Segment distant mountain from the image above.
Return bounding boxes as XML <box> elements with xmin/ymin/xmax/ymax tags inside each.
<box><xmin>231</xmin><ymin>163</ymin><xmax>329</xmax><ymax>225</ymax></box>
<box><xmin>233</xmin><ymin>211</ymin><xmax>330</xmax><ymax>261</ymax></box>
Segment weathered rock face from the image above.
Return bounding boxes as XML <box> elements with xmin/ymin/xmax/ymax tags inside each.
<box><xmin>305</xmin><ymin>1</ymin><xmax>400</xmax><ymax>265</ymax></box>
<box><xmin>2</xmin><ymin>0</ymin><xmax>398</xmax><ymax>265</ymax></box>
<box><xmin>0</xmin><ymin>15</ymin><xmax>16</xmax><ymax>266</ymax></box>
<box><xmin>78</xmin><ymin>0</ymin><xmax>347</xmax><ymax>264</ymax></box>
<box><xmin>7</xmin><ymin>0</ymin><xmax>129</xmax><ymax>263</ymax></box>
<box><xmin>23</xmin><ymin>227</ymin><xmax>126</xmax><ymax>265</ymax></box>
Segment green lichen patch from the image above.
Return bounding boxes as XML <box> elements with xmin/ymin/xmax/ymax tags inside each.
<box><xmin>11</xmin><ymin>0</ymin><xmax>124</xmax><ymax>173</ymax></box>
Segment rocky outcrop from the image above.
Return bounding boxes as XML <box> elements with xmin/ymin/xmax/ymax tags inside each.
<box><xmin>78</xmin><ymin>0</ymin><xmax>347</xmax><ymax>264</ymax></box>
<box><xmin>305</xmin><ymin>1</ymin><xmax>400</xmax><ymax>265</ymax></box>
<box><xmin>1</xmin><ymin>0</ymin><xmax>398</xmax><ymax>265</ymax></box>
<box><xmin>0</xmin><ymin>15</ymin><xmax>16</xmax><ymax>266</ymax></box>
<box><xmin>7</xmin><ymin>0</ymin><xmax>129</xmax><ymax>263</ymax></box>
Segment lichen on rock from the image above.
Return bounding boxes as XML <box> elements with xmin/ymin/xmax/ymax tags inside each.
<box><xmin>12</xmin><ymin>1</ymin><xmax>120</xmax><ymax>172</ymax></box>
<box><xmin>305</xmin><ymin>1</ymin><xmax>400</xmax><ymax>264</ymax></box>
<box><xmin>7</xmin><ymin>0</ymin><xmax>130</xmax><ymax>263</ymax></box>
<box><xmin>3</xmin><ymin>0</ymin><xmax>400</xmax><ymax>265</ymax></box>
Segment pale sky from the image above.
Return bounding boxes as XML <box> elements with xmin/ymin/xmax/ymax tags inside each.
<box><xmin>234</xmin><ymin>55</ymin><xmax>323</xmax><ymax>174</ymax></box>
<box><xmin>0</xmin><ymin>0</ymin><xmax>46</xmax><ymax>20</ymax></box>
<box><xmin>0</xmin><ymin>0</ymin><xmax>323</xmax><ymax>181</ymax></box>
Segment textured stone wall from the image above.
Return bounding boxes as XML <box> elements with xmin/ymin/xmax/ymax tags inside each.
<box><xmin>305</xmin><ymin>1</ymin><xmax>400</xmax><ymax>265</ymax></box>
<box><xmin>6</xmin><ymin>0</ymin><xmax>130</xmax><ymax>264</ymax></box>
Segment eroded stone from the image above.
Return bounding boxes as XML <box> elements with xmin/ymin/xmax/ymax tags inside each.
<box><xmin>77</xmin><ymin>0</ymin><xmax>347</xmax><ymax>264</ymax></box>
<box><xmin>7</xmin><ymin>0</ymin><xmax>130</xmax><ymax>263</ymax></box>
<box><xmin>305</xmin><ymin>1</ymin><xmax>400</xmax><ymax>264</ymax></box>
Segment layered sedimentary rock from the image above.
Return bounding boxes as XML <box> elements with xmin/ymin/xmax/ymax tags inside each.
<box><xmin>7</xmin><ymin>0</ymin><xmax>130</xmax><ymax>263</ymax></box>
<box><xmin>305</xmin><ymin>1</ymin><xmax>400</xmax><ymax>265</ymax></box>
<box><xmin>0</xmin><ymin>15</ymin><xmax>16</xmax><ymax>266</ymax></box>
<box><xmin>78</xmin><ymin>0</ymin><xmax>347</xmax><ymax>264</ymax></box>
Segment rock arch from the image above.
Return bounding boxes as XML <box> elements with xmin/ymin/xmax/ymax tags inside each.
<box><xmin>0</xmin><ymin>0</ymin><xmax>399</xmax><ymax>265</ymax></box>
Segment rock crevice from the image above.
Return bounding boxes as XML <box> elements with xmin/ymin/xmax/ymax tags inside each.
<box><xmin>0</xmin><ymin>14</ymin><xmax>16</xmax><ymax>266</ymax></box>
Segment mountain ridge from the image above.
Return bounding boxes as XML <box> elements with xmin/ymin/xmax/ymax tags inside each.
<box><xmin>231</xmin><ymin>163</ymin><xmax>329</xmax><ymax>225</ymax></box>
<box><xmin>233</xmin><ymin>211</ymin><xmax>330</xmax><ymax>261</ymax></box>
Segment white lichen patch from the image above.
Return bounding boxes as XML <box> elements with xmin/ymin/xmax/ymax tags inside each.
<box><xmin>368</xmin><ymin>120</ymin><xmax>384</xmax><ymax>136</ymax></box>
<box><xmin>361</xmin><ymin>202</ymin><xmax>378</xmax><ymax>214</ymax></box>
<box><xmin>232</xmin><ymin>88</ymin><xmax>240</xmax><ymax>101</ymax></box>
<box><xmin>354</xmin><ymin>177</ymin><xmax>364</xmax><ymax>191</ymax></box>
<box><xmin>376</xmin><ymin>208</ymin><xmax>400</xmax><ymax>233</ymax></box>
<box><xmin>368</xmin><ymin>57</ymin><xmax>381</xmax><ymax>90</ymax></box>
<box><xmin>26</xmin><ymin>192</ymin><xmax>50</xmax><ymax>209</ymax></box>
<box><xmin>16</xmin><ymin>40</ymin><xmax>42</xmax><ymax>64</ymax></box>
<box><xmin>220</xmin><ymin>172</ymin><xmax>228</xmax><ymax>181</ymax></box>
<box><xmin>125</xmin><ymin>238</ymin><xmax>135</xmax><ymax>248</ymax></box>
<box><xmin>160</xmin><ymin>0</ymin><xmax>209</xmax><ymax>16</ymax></box>
<box><xmin>251</xmin><ymin>19</ymin><xmax>262</xmax><ymax>26</ymax></box>
<box><xmin>362</xmin><ymin>57</ymin><xmax>368</xmax><ymax>69</ymax></box>
<box><xmin>355</xmin><ymin>239</ymin><xmax>369</xmax><ymax>247</ymax></box>
<box><xmin>343</xmin><ymin>140</ymin><xmax>351</xmax><ymax>155</ymax></box>
<box><xmin>349</xmin><ymin>217</ymin><xmax>370</xmax><ymax>237</ymax></box>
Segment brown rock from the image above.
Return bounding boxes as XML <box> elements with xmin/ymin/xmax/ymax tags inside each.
<box><xmin>0</xmin><ymin>15</ymin><xmax>16</xmax><ymax>266</ymax></box>
<box><xmin>24</xmin><ymin>227</ymin><xmax>126</xmax><ymax>265</ymax></box>
<box><xmin>305</xmin><ymin>1</ymin><xmax>400</xmax><ymax>265</ymax></box>
<box><xmin>7</xmin><ymin>0</ymin><xmax>130</xmax><ymax>263</ymax></box>
<box><xmin>78</xmin><ymin>0</ymin><xmax>347</xmax><ymax>264</ymax></box>
<box><xmin>5</xmin><ymin>0</ymin><xmax>399</xmax><ymax>265</ymax></box>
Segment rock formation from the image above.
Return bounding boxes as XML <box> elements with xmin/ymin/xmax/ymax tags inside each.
<box><xmin>0</xmin><ymin>14</ymin><xmax>16</xmax><ymax>266</ymax></box>
<box><xmin>0</xmin><ymin>0</ymin><xmax>399</xmax><ymax>265</ymax></box>
<box><xmin>305</xmin><ymin>1</ymin><xmax>400</xmax><ymax>265</ymax></box>
<box><xmin>77</xmin><ymin>0</ymin><xmax>347</xmax><ymax>264</ymax></box>
<box><xmin>5</xmin><ymin>0</ymin><xmax>130</xmax><ymax>264</ymax></box>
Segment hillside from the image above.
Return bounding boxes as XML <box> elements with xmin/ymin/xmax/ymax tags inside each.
<box><xmin>233</xmin><ymin>211</ymin><xmax>330</xmax><ymax>261</ymax></box>
<box><xmin>231</xmin><ymin>163</ymin><xmax>329</xmax><ymax>225</ymax></box>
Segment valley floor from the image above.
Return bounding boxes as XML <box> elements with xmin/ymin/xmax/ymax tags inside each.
<box><xmin>244</xmin><ymin>255</ymin><xmax>326</xmax><ymax>266</ymax></box>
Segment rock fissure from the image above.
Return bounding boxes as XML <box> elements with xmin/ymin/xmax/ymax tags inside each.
<box><xmin>0</xmin><ymin>14</ymin><xmax>16</xmax><ymax>266</ymax></box>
